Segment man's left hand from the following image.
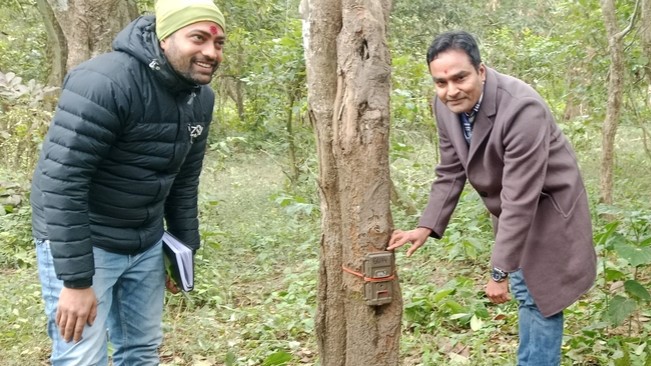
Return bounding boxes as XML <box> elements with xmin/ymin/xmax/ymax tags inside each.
<box><xmin>485</xmin><ymin>279</ymin><xmax>511</xmax><ymax>304</ymax></box>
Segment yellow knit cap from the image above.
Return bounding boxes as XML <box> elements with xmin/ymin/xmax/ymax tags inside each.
<box><xmin>155</xmin><ymin>0</ymin><xmax>226</xmax><ymax>41</ymax></box>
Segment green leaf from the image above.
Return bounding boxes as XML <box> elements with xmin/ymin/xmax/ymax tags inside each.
<box><xmin>615</xmin><ymin>353</ymin><xmax>631</xmax><ymax>366</ymax></box>
<box><xmin>604</xmin><ymin>268</ymin><xmax>626</xmax><ymax>281</ymax></box>
<box><xmin>633</xmin><ymin>343</ymin><xmax>646</xmax><ymax>356</ymax></box>
<box><xmin>404</xmin><ymin>299</ymin><xmax>426</xmax><ymax>310</ymax></box>
<box><xmin>605</xmin><ymin>232</ymin><xmax>626</xmax><ymax>251</ymax></box>
<box><xmin>641</xmin><ymin>235</ymin><xmax>651</xmax><ymax>247</ymax></box>
<box><xmin>624</xmin><ymin>280</ymin><xmax>651</xmax><ymax>302</ymax></box>
<box><xmin>605</xmin><ymin>295</ymin><xmax>637</xmax><ymax>326</ymax></box>
<box><xmin>443</xmin><ymin>300</ymin><xmax>466</xmax><ymax>314</ymax></box>
<box><xmin>262</xmin><ymin>351</ymin><xmax>292</xmax><ymax>366</ymax></box>
<box><xmin>594</xmin><ymin>221</ymin><xmax>620</xmax><ymax>247</ymax></box>
<box><xmin>474</xmin><ymin>307</ymin><xmax>490</xmax><ymax>319</ymax></box>
<box><xmin>614</xmin><ymin>342</ymin><xmax>632</xmax><ymax>366</ymax></box>
<box><xmin>449</xmin><ymin>313</ymin><xmax>469</xmax><ymax>320</ymax></box>
<box><xmin>225</xmin><ymin>351</ymin><xmax>237</xmax><ymax>366</ymax></box>
<box><xmin>470</xmin><ymin>314</ymin><xmax>483</xmax><ymax>331</ymax></box>
<box><xmin>614</xmin><ymin>241</ymin><xmax>651</xmax><ymax>267</ymax></box>
<box><xmin>432</xmin><ymin>288</ymin><xmax>455</xmax><ymax>302</ymax></box>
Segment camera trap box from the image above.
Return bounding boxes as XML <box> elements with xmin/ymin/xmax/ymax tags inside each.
<box><xmin>363</xmin><ymin>251</ymin><xmax>394</xmax><ymax>306</ymax></box>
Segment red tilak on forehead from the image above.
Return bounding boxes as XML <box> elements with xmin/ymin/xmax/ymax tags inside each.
<box><xmin>210</xmin><ymin>25</ymin><xmax>218</xmax><ymax>35</ymax></box>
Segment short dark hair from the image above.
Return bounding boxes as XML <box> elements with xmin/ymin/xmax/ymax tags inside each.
<box><xmin>426</xmin><ymin>30</ymin><xmax>482</xmax><ymax>70</ymax></box>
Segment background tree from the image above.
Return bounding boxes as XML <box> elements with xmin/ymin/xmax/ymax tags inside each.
<box><xmin>639</xmin><ymin>0</ymin><xmax>651</xmax><ymax>156</ymax></box>
<box><xmin>305</xmin><ymin>0</ymin><xmax>402</xmax><ymax>364</ymax></box>
<box><xmin>599</xmin><ymin>0</ymin><xmax>637</xmax><ymax>205</ymax></box>
<box><xmin>35</xmin><ymin>0</ymin><xmax>139</xmax><ymax>85</ymax></box>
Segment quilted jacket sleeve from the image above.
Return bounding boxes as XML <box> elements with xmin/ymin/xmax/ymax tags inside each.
<box><xmin>39</xmin><ymin>67</ymin><xmax>128</xmax><ymax>288</ymax></box>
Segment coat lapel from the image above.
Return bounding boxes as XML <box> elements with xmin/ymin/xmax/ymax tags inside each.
<box><xmin>434</xmin><ymin>98</ymin><xmax>469</xmax><ymax>165</ymax></box>
<box><xmin>468</xmin><ymin>68</ymin><xmax>498</xmax><ymax>163</ymax></box>
<box><xmin>451</xmin><ymin>113</ymin><xmax>470</xmax><ymax>166</ymax></box>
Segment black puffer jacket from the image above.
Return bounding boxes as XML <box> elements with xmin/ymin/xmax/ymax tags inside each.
<box><xmin>31</xmin><ymin>16</ymin><xmax>213</xmax><ymax>288</ymax></box>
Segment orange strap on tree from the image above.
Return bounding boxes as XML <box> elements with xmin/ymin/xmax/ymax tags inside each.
<box><xmin>342</xmin><ymin>265</ymin><xmax>395</xmax><ymax>283</ymax></box>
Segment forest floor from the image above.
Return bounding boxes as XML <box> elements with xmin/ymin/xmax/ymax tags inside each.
<box><xmin>1</xmin><ymin>131</ymin><xmax>649</xmax><ymax>365</ymax></box>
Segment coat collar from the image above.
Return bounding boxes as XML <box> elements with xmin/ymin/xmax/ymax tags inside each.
<box><xmin>479</xmin><ymin>67</ymin><xmax>498</xmax><ymax>118</ymax></box>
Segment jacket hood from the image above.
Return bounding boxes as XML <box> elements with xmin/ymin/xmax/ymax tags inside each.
<box><xmin>112</xmin><ymin>15</ymin><xmax>199</xmax><ymax>93</ymax></box>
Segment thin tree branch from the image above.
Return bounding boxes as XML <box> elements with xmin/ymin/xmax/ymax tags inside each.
<box><xmin>616</xmin><ymin>0</ymin><xmax>640</xmax><ymax>39</ymax></box>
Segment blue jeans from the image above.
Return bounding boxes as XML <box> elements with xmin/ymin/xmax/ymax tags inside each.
<box><xmin>36</xmin><ymin>238</ymin><xmax>165</xmax><ymax>366</ymax></box>
<box><xmin>510</xmin><ymin>270</ymin><xmax>564</xmax><ymax>366</ymax></box>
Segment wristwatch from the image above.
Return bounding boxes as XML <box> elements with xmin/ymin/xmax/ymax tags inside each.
<box><xmin>491</xmin><ymin>267</ymin><xmax>508</xmax><ymax>282</ymax></box>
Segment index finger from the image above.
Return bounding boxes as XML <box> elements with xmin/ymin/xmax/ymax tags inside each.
<box><xmin>387</xmin><ymin>237</ymin><xmax>408</xmax><ymax>250</ymax></box>
<box><xmin>388</xmin><ymin>230</ymin><xmax>405</xmax><ymax>247</ymax></box>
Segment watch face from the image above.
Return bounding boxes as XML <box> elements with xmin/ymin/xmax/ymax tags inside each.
<box><xmin>491</xmin><ymin>268</ymin><xmax>506</xmax><ymax>282</ymax></box>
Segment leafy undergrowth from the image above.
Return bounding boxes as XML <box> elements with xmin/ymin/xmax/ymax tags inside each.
<box><xmin>1</xmin><ymin>144</ymin><xmax>650</xmax><ymax>365</ymax></box>
<box><xmin>157</xmin><ymin>152</ymin><xmax>320</xmax><ymax>365</ymax></box>
<box><xmin>0</xmin><ymin>267</ymin><xmax>50</xmax><ymax>365</ymax></box>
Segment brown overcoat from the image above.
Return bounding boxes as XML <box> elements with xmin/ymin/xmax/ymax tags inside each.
<box><xmin>418</xmin><ymin>67</ymin><xmax>597</xmax><ymax>317</ymax></box>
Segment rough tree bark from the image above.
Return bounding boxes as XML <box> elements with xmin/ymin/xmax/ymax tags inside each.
<box><xmin>304</xmin><ymin>0</ymin><xmax>402</xmax><ymax>364</ymax></box>
<box><xmin>639</xmin><ymin>0</ymin><xmax>651</xmax><ymax>158</ymax></box>
<box><xmin>36</xmin><ymin>0</ymin><xmax>139</xmax><ymax>85</ymax></box>
<box><xmin>641</xmin><ymin>0</ymin><xmax>651</xmax><ymax>84</ymax></box>
<box><xmin>35</xmin><ymin>0</ymin><xmax>67</xmax><ymax>86</ymax></box>
<box><xmin>599</xmin><ymin>0</ymin><xmax>637</xmax><ymax>204</ymax></box>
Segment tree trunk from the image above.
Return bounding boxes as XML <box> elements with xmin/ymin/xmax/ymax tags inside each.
<box><xmin>641</xmin><ymin>0</ymin><xmax>651</xmax><ymax>85</ymax></box>
<box><xmin>35</xmin><ymin>0</ymin><xmax>67</xmax><ymax>86</ymax></box>
<box><xmin>639</xmin><ymin>0</ymin><xmax>651</xmax><ymax>159</ymax></box>
<box><xmin>286</xmin><ymin>91</ymin><xmax>300</xmax><ymax>185</ymax></box>
<box><xmin>562</xmin><ymin>67</ymin><xmax>585</xmax><ymax>122</ymax></box>
<box><xmin>305</xmin><ymin>0</ymin><xmax>402</xmax><ymax>364</ymax></box>
<box><xmin>599</xmin><ymin>0</ymin><xmax>630</xmax><ymax>205</ymax></box>
<box><xmin>37</xmin><ymin>0</ymin><xmax>139</xmax><ymax>85</ymax></box>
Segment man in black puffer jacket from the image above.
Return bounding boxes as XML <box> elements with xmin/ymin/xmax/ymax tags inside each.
<box><xmin>31</xmin><ymin>1</ymin><xmax>225</xmax><ymax>364</ymax></box>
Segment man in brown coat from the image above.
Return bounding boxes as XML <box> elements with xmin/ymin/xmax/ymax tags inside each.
<box><xmin>388</xmin><ymin>31</ymin><xmax>597</xmax><ymax>365</ymax></box>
